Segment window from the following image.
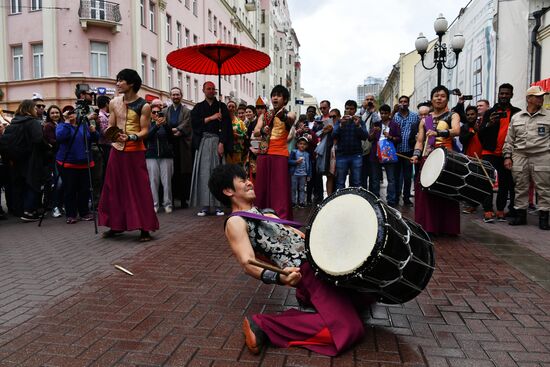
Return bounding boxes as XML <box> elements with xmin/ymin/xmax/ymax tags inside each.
<box><xmin>150</xmin><ymin>58</ymin><xmax>157</xmax><ymax>88</ymax></box>
<box><xmin>208</xmin><ymin>10</ymin><xmax>212</xmax><ymax>31</ymax></box>
<box><xmin>32</xmin><ymin>43</ymin><xmax>44</xmax><ymax>78</ymax></box>
<box><xmin>10</xmin><ymin>0</ymin><xmax>21</xmax><ymax>14</ymax></box>
<box><xmin>166</xmin><ymin>15</ymin><xmax>172</xmax><ymax>42</ymax></box>
<box><xmin>31</xmin><ymin>0</ymin><xmax>42</xmax><ymax>11</ymax></box>
<box><xmin>90</xmin><ymin>42</ymin><xmax>108</xmax><ymax>77</ymax></box>
<box><xmin>167</xmin><ymin>67</ymin><xmax>172</xmax><ymax>88</ymax></box>
<box><xmin>288</xmin><ymin>55</ymin><xmax>291</xmax><ymax>65</ymax></box>
<box><xmin>473</xmin><ymin>56</ymin><xmax>482</xmax><ymax>101</ymax></box>
<box><xmin>261</xmin><ymin>33</ymin><xmax>265</xmax><ymax>48</ymax></box>
<box><xmin>149</xmin><ymin>2</ymin><xmax>155</xmax><ymax>32</ymax></box>
<box><xmin>177</xmin><ymin>72</ymin><xmax>183</xmax><ymax>92</ymax></box>
<box><xmin>90</xmin><ymin>0</ymin><xmax>106</xmax><ymax>20</ymax></box>
<box><xmin>176</xmin><ymin>22</ymin><xmax>182</xmax><ymax>48</ymax></box>
<box><xmin>261</xmin><ymin>10</ymin><xmax>265</xmax><ymax>24</ymax></box>
<box><xmin>213</xmin><ymin>16</ymin><xmax>217</xmax><ymax>36</ymax></box>
<box><xmin>279</xmin><ymin>56</ymin><xmax>282</xmax><ymax>68</ymax></box>
<box><xmin>223</xmin><ymin>26</ymin><xmax>227</xmax><ymax>42</ymax></box>
<box><xmin>12</xmin><ymin>46</ymin><xmax>23</xmax><ymax>80</ymax></box>
<box><xmin>192</xmin><ymin>0</ymin><xmax>198</xmax><ymax>16</ymax></box>
<box><xmin>185</xmin><ymin>28</ymin><xmax>190</xmax><ymax>46</ymax></box>
<box><xmin>185</xmin><ymin>0</ymin><xmax>189</xmax><ymax>9</ymax></box>
<box><xmin>140</xmin><ymin>0</ymin><xmax>145</xmax><ymax>26</ymax></box>
<box><xmin>141</xmin><ymin>54</ymin><xmax>147</xmax><ymax>83</ymax></box>
<box><xmin>193</xmin><ymin>34</ymin><xmax>198</xmax><ymax>45</ymax></box>
<box><xmin>186</xmin><ymin>76</ymin><xmax>191</xmax><ymax>99</ymax></box>
<box><xmin>194</xmin><ymin>79</ymin><xmax>199</xmax><ymax>102</ymax></box>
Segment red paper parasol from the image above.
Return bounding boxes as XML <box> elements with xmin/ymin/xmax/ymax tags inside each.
<box><xmin>166</xmin><ymin>41</ymin><xmax>271</xmax><ymax>99</ymax></box>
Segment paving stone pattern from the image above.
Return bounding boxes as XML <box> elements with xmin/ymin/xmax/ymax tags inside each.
<box><xmin>0</xmin><ymin>207</ymin><xmax>549</xmax><ymax>366</ymax></box>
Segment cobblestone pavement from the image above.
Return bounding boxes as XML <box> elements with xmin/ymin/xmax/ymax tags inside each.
<box><xmin>0</xmin><ymin>203</ymin><xmax>549</xmax><ymax>367</ymax></box>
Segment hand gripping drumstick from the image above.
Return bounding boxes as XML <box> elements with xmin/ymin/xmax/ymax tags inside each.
<box><xmin>396</xmin><ymin>153</ymin><xmax>413</xmax><ymax>161</ymax></box>
<box><xmin>422</xmin><ymin>135</ymin><xmax>430</xmax><ymax>157</ymax></box>
<box><xmin>473</xmin><ymin>152</ymin><xmax>495</xmax><ymax>187</ymax></box>
<box><xmin>248</xmin><ymin>259</ymin><xmax>291</xmax><ymax>276</ymax></box>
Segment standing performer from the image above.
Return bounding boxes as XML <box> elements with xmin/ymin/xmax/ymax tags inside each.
<box><xmin>208</xmin><ymin>164</ymin><xmax>372</xmax><ymax>356</ymax></box>
<box><xmin>190</xmin><ymin>81</ymin><xmax>233</xmax><ymax>216</ymax></box>
<box><xmin>411</xmin><ymin>86</ymin><xmax>461</xmax><ymax>235</ymax></box>
<box><xmin>253</xmin><ymin>85</ymin><xmax>295</xmax><ymax>220</ymax></box>
<box><xmin>98</xmin><ymin>69</ymin><xmax>159</xmax><ymax>241</ymax></box>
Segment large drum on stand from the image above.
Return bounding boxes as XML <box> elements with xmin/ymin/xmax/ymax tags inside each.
<box><xmin>420</xmin><ymin>147</ymin><xmax>495</xmax><ymax>204</ymax></box>
<box><xmin>304</xmin><ymin>188</ymin><xmax>435</xmax><ymax>304</ymax></box>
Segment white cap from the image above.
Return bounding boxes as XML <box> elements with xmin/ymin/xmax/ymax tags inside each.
<box><xmin>32</xmin><ymin>92</ymin><xmax>44</xmax><ymax>100</ymax></box>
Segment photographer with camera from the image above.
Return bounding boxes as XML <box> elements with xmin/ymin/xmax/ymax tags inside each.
<box><xmin>358</xmin><ymin>94</ymin><xmax>381</xmax><ymax>191</ymax></box>
<box><xmin>478</xmin><ymin>83</ymin><xmax>522</xmax><ymax>223</ymax></box>
<box><xmin>55</xmin><ymin>107</ymin><xmax>98</xmax><ymax>224</ymax></box>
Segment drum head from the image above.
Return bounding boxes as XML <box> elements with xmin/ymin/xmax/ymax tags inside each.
<box><xmin>420</xmin><ymin>148</ymin><xmax>446</xmax><ymax>188</ymax></box>
<box><xmin>308</xmin><ymin>191</ymin><xmax>379</xmax><ymax>276</ymax></box>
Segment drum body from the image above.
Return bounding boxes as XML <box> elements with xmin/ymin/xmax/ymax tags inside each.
<box><xmin>305</xmin><ymin>187</ymin><xmax>435</xmax><ymax>304</ymax></box>
<box><xmin>420</xmin><ymin>147</ymin><xmax>495</xmax><ymax>205</ymax></box>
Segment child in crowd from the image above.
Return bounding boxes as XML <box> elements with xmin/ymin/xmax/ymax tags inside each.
<box><xmin>289</xmin><ymin>137</ymin><xmax>311</xmax><ymax>208</ymax></box>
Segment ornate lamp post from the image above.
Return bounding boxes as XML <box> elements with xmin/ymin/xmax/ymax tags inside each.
<box><xmin>415</xmin><ymin>13</ymin><xmax>465</xmax><ymax>86</ymax></box>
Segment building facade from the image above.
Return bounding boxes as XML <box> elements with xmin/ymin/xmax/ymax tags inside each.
<box><xmin>256</xmin><ymin>0</ymin><xmax>301</xmax><ymax>111</ymax></box>
<box><xmin>356</xmin><ymin>76</ymin><xmax>384</xmax><ymax>105</ymax></box>
<box><xmin>0</xmin><ymin>0</ymin><xmax>300</xmax><ymax>111</ymax></box>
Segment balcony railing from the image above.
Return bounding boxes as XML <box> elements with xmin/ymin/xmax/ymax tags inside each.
<box><xmin>79</xmin><ymin>0</ymin><xmax>121</xmax><ymax>33</ymax></box>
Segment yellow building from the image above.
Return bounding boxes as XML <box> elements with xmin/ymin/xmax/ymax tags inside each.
<box><xmin>380</xmin><ymin>48</ymin><xmax>421</xmax><ymax>108</ymax></box>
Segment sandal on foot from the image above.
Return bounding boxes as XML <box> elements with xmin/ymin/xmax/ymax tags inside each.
<box><xmin>138</xmin><ymin>231</ymin><xmax>152</xmax><ymax>242</ymax></box>
<box><xmin>102</xmin><ymin>229</ymin><xmax>122</xmax><ymax>238</ymax></box>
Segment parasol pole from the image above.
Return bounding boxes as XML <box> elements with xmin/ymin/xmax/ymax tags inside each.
<box><xmin>217</xmin><ymin>47</ymin><xmax>222</xmax><ymax>113</ymax></box>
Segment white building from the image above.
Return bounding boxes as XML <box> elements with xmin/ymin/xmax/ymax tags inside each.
<box><xmin>356</xmin><ymin>76</ymin><xmax>385</xmax><ymax>104</ymax></box>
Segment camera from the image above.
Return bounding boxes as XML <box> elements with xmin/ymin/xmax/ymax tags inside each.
<box><xmin>495</xmin><ymin>111</ymin><xmax>507</xmax><ymax>118</ymax></box>
<box><xmin>367</xmin><ymin>101</ymin><xmax>374</xmax><ymax>109</ymax></box>
<box><xmin>157</xmin><ymin>111</ymin><xmax>165</xmax><ymax>118</ymax></box>
<box><xmin>462</xmin><ymin>95</ymin><xmax>473</xmax><ymax>100</ymax></box>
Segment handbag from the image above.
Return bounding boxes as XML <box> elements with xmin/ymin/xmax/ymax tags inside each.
<box><xmin>377</xmin><ymin>138</ymin><xmax>398</xmax><ymax>163</ymax></box>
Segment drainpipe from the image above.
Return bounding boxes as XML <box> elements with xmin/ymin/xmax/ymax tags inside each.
<box><xmin>531</xmin><ymin>6</ymin><xmax>550</xmax><ymax>82</ymax></box>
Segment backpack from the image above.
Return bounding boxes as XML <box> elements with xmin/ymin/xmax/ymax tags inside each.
<box><xmin>0</xmin><ymin>119</ymin><xmax>33</xmax><ymax>160</ymax></box>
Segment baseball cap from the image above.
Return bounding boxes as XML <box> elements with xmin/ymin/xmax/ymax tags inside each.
<box><xmin>32</xmin><ymin>92</ymin><xmax>44</xmax><ymax>101</ymax></box>
<box><xmin>526</xmin><ymin>85</ymin><xmax>548</xmax><ymax>96</ymax></box>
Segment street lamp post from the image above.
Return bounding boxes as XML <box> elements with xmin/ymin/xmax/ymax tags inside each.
<box><xmin>415</xmin><ymin>14</ymin><xmax>465</xmax><ymax>86</ymax></box>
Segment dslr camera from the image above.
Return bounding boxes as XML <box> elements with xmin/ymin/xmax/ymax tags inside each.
<box><xmin>451</xmin><ymin>88</ymin><xmax>473</xmax><ymax>100</ymax></box>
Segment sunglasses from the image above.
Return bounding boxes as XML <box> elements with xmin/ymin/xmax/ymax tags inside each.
<box><xmin>36</xmin><ymin>104</ymin><xmax>46</xmax><ymax>109</ymax></box>
<box><xmin>152</xmin><ymin>111</ymin><xmax>161</xmax><ymax>115</ymax></box>
<box><xmin>329</xmin><ymin>115</ymin><xmax>337</xmax><ymax>119</ymax></box>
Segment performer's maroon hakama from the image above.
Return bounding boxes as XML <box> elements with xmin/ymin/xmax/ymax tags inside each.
<box><xmin>254</xmin><ymin>154</ymin><xmax>293</xmax><ymax>220</ymax></box>
<box><xmin>414</xmin><ymin>173</ymin><xmax>460</xmax><ymax>235</ymax></box>
<box><xmin>253</xmin><ymin>263</ymin><xmax>365</xmax><ymax>356</ymax></box>
<box><xmin>98</xmin><ymin>150</ymin><xmax>159</xmax><ymax>232</ymax></box>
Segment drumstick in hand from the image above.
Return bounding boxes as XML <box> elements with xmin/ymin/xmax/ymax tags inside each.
<box><xmin>422</xmin><ymin>135</ymin><xmax>430</xmax><ymax>157</ymax></box>
<box><xmin>396</xmin><ymin>153</ymin><xmax>413</xmax><ymax>161</ymax></box>
<box><xmin>248</xmin><ymin>259</ymin><xmax>291</xmax><ymax>276</ymax></box>
<box><xmin>474</xmin><ymin>152</ymin><xmax>494</xmax><ymax>187</ymax></box>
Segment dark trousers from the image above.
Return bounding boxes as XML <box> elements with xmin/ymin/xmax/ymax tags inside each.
<box><xmin>482</xmin><ymin>154</ymin><xmax>515</xmax><ymax>213</ymax></box>
<box><xmin>307</xmin><ymin>156</ymin><xmax>323</xmax><ymax>203</ymax></box>
<box><xmin>62</xmin><ymin>167</ymin><xmax>90</xmax><ymax>218</ymax></box>
<box><xmin>396</xmin><ymin>151</ymin><xmax>414</xmax><ymax>202</ymax></box>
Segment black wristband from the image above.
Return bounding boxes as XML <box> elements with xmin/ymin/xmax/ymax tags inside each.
<box><xmin>260</xmin><ymin>269</ymin><xmax>281</xmax><ymax>285</ymax></box>
<box><xmin>128</xmin><ymin>134</ymin><xmax>138</xmax><ymax>141</ymax></box>
<box><xmin>413</xmin><ymin>149</ymin><xmax>422</xmax><ymax>158</ymax></box>
<box><xmin>436</xmin><ymin>129</ymin><xmax>450</xmax><ymax>138</ymax></box>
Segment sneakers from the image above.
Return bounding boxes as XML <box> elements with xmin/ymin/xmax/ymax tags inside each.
<box><xmin>66</xmin><ymin>217</ymin><xmax>78</xmax><ymax>224</ymax></box>
<box><xmin>496</xmin><ymin>210</ymin><xmax>507</xmax><ymax>222</ymax></box>
<box><xmin>197</xmin><ymin>210</ymin><xmax>208</xmax><ymax>217</ymax></box>
<box><xmin>21</xmin><ymin>211</ymin><xmax>40</xmax><ymax>222</ymax></box>
<box><xmin>164</xmin><ymin>206</ymin><xmax>173</xmax><ymax>214</ymax></box>
<box><xmin>215</xmin><ymin>209</ymin><xmax>225</xmax><ymax>216</ymax></box>
<box><xmin>483</xmin><ymin>211</ymin><xmax>495</xmax><ymax>223</ymax></box>
<box><xmin>242</xmin><ymin>316</ymin><xmax>268</xmax><ymax>355</ymax></box>
<box><xmin>462</xmin><ymin>206</ymin><xmax>477</xmax><ymax>214</ymax></box>
<box><xmin>52</xmin><ymin>207</ymin><xmax>62</xmax><ymax>218</ymax></box>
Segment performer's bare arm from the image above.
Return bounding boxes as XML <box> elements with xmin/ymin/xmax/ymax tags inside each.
<box><xmin>225</xmin><ymin>216</ymin><xmax>302</xmax><ymax>286</ymax></box>
<box><xmin>137</xmin><ymin>103</ymin><xmax>151</xmax><ymax>139</ymax></box>
<box><xmin>108</xmin><ymin>100</ymin><xmax>116</xmax><ymax>128</ymax></box>
<box><xmin>253</xmin><ymin>113</ymin><xmax>265</xmax><ymax>137</ymax></box>
<box><xmin>411</xmin><ymin>119</ymin><xmax>426</xmax><ymax>164</ymax></box>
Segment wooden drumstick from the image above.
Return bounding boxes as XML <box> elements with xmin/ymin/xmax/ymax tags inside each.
<box><xmin>248</xmin><ymin>259</ymin><xmax>291</xmax><ymax>276</ymax></box>
<box><xmin>422</xmin><ymin>135</ymin><xmax>430</xmax><ymax>157</ymax></box>
<box><xmin>474</xmin><ymin>152</ymin><xmax>494</xmax><ymax>187</ymax></box>
<box><xmin>396</xmin><ymin>153</ymin><xmax>413</xmax><ymax>161</ymax></box>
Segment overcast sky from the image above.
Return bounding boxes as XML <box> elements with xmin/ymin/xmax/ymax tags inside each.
<box><xmin>287</xmin><ymin>0</ymin><xmax>471</xmax><ymax>109</ymax></box>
